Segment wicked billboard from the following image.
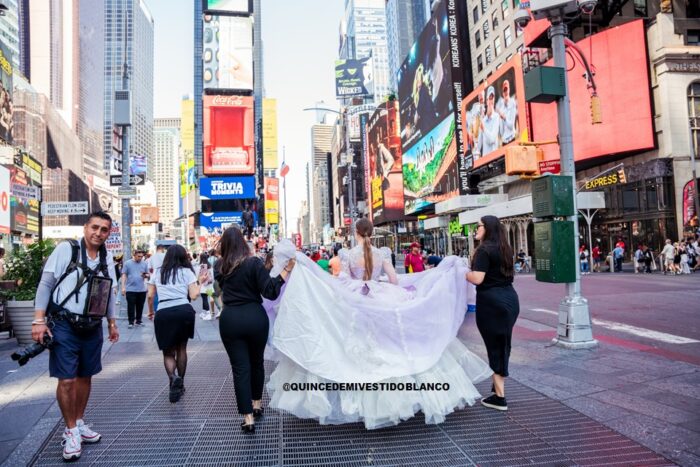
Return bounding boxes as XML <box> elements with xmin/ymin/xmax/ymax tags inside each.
<box><xmin>365</xmin><ymin>101</ymin><xmax>405</xmax><ymax>224</ymax></box>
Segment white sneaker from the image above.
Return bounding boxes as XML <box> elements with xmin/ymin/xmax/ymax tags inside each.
<box><xmin>61</xmin><ymin>427</ymin><xmax>82</xmax><ymax>461</ymax></box>
<box><xmin>202</xmin><ymin>314</ymin><xmax>212</xmax><ymax>321</ymax></box>
<box><xmin>77</xmin><ymin>419</ymin><xmax>101</xmax><ymax>443</ymax></box>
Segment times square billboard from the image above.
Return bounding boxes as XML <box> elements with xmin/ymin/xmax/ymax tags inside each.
<box><xmin>460</xmin><ymin>54</ymin><xmax>528</xmax><ymax>169</ymax></box>
<box><xmin>203</xmin><ymin>0</ymin><xmax>251</xmax><ymax>15</ymax></box>
<box><xmin>203</xmin><ymin>95</ymin><xmax>255</xmax><ymax>175</ymax></box>
<box><xmin>202</xmin><ymin>14</ymin><xmax>253</xmax><ymax>91</ymax></box>
<box><xmin>365</xmin><ymin>101</ymin><xmax>405</xmax><ymax>224</ymax></box>
<box><xmin>397</xmin><ymin>0</ymin><xmax>469</xmax><ymax>215</ymax></box>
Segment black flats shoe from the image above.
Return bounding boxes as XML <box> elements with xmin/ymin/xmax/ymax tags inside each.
<box><xmin>253</xmin><ymin>407</ymin><xmax>264</xmax><ymax>419</ymax></box>
<box><xmin>240</xmin><ymin>422</ymin><xmax>255</xmax><ymax>433</ymax></box>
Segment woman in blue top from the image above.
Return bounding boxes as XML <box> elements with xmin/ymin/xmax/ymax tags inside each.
<box><xmin>147</xmin><ymin>245</ymin><xmax>201</xmax><ymax>403</ymax></box>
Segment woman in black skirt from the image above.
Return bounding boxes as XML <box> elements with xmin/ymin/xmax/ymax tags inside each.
<box><xmin>466</xmin><ymin>215</ymin><xmax>520</xmax><ymax>411</ymax></box>
<box><xmin>215</xmin><ymin>226</ymin><xmax>295</xmax><ymax>433</ymax></box>
<box><xmin>147</xmin><ymin>245</ymin><xmax>200</xmax><ymax>403</ymax></box>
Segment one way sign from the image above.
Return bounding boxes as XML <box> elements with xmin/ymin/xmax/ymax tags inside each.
<box><xmin>110</xmin><ymin>174</ymin><xmax>145</xmax><ymax>186</ymax></box>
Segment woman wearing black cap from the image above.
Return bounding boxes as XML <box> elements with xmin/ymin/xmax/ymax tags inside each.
<box><xmin>466</xmin><ymin>215</ymin><xmax>520</xmax><ymax>411</ymax></box>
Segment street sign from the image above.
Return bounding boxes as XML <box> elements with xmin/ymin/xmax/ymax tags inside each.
<box><xmin>118</xmin><ymin>186</ymin><xmax>138</xmax><ymax>198</ymax></box>
<box><xmin>538</xmin><ymin>160</ymin><xmax>561</xmax><ymax>174</ymax></box>
<box><xmin>41</xmin><ymin>201</ymin><xmax>89</xmax><ymax>216</ymax></box>
<box><xmin>110</xmin><ymin>174</ymin><xmax>145</xmax><ymax>186</ymax></box>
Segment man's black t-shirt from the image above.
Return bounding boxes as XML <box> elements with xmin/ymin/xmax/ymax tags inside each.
<box><xmin>472</xmin><ymin>243</ymin><xmax>513</xmax><ymax>291</ymax></box>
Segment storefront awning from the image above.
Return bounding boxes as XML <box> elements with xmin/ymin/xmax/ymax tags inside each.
<box><xmin>435</xmin><ymin>194</ymin><xmax>509</xmax><ymax>215</ymax></box>
<box><xmin>458</xmin><ymin>192</ymin><xmax>606</xmax><ymax>225</ymax></box>
<box><xmin>424</xmin><ymin>216</ymin><xmax>449</xmax><ymax>230</ymax></box>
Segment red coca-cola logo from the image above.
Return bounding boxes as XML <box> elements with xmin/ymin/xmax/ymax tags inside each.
<box><xmin>211</xmin><ymin>95</ymin><xmax>245</xmax><ymax>106</ymax></box>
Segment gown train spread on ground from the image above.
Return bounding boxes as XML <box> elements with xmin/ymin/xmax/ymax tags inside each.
<box><xmin>263</xmin><ymin>241</ymin><xmax>492</xmax><ymax>429</ymax></box>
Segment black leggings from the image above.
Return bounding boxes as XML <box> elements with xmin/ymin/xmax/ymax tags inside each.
<box><xmin>200</xmin><ymin>294</ymin><xmax>209</xmax><ymax>311</ymax></box>
<box><xmin>476</xmin><ymin>285</ymin><xmax>520</xmax><ymax>377</ymax></box>
<box><xmin>219</xmin><ymin>303</ymin><xmax>269</xmax><ymax>415</ymax></box>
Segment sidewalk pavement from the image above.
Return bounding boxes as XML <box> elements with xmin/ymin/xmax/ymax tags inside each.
<box><xmin>0</xmin><ymin>292</ymin><xmax>696</xmax><ymax>465</ymax></box>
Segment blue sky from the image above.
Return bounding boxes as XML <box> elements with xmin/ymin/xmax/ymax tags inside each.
<box><xmin>146</xmin><ymin>0</ymin><xmax>344</xmax><ymax>236</ymax></box>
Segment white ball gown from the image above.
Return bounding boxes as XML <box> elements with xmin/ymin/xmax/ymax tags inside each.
<box><xmin>263</xmin><ymin>240</ymin><xmax>492</xmax><ymax>430</ymax></box>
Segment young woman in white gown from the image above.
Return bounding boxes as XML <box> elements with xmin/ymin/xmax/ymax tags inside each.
<box><xmin>265</xmin><ymin>218</ymin><xmax>492</xmax><ymax>429</ymax></box>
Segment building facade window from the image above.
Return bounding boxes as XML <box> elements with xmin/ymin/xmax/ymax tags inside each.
<box><xmin>477</xmin><ymin>54</ymin><xmax>484</xmax><ymax>72</ymax></box>
<box><xmin>515</xmin><ymin>21</ymin><xmax>523</xmax><ymax>37</ymax></box>
<box><xmin>492</xmin><ymin>11</ymin><xmax>499</xmax><ymax>30</ymax></box>
<box><xmin>483</xmin><ymin>20</ymin><xmax>490</xmax><ymax>39</ymax></box>
<box><xmin>475</xmin><ymin>30</ymin><xmax>481</xmax><ymax>48</ymax></box>
<box><xmin>485</xmin><ymin>45</ymin><xmax>493</xmax><ymax>64</ymax></box>
<box><xmin>501</xmin><ymin>0</ymin><xmax>509</xmax><ymax>17</ymax></box>
<box><xmin>473</xmin><ymin>6</ymin><xmax>479</xmax><ymax>22</ymax></box>
<box><xmin>494</xmin><ymin>36</ymin><xmax>502</xmax><ymax>57</ymax></box>
<box><xmin>504</xmin><ymin>26</ymin><xmax>513</xmax><ymax>47</ymax></box>
<box><xmin>688</xmin><ymin>30</ymin><xmax>700</xmax><ymax>46</ymax></box>
<box><xmin>689</xmin><ymin>82</ymin><xmax>700</xmax><ymax>154</ymax></box>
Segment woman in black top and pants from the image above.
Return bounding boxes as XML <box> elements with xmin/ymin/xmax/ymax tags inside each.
<box><xmin>466</xmin><ymin>215</ymin><xmax>520</xmax><ymax>412</ymax></box>
<box><xmin>215</xmin><ymin>227</ymin><xmax>295</xmax><ymax>433</ymax></box>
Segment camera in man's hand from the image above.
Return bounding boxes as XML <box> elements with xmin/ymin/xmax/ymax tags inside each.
<box><xmin>11</xmin><ymin>334</ymin><xmax>53</xmax><ymax>366</ymax></box>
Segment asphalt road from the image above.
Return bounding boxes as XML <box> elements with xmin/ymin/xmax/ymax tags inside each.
<box><xmin>512</xmin><ymin>271</ymin><xmax>700</xmax><ymax>365</ymax></box>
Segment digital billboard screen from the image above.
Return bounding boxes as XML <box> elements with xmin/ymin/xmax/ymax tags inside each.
<box><xmin>0</xmin><ymin>43</ymin><xmax>12</xmax><ymax>144</ymax></box>
<box><xmin>262</xmin><ymin>98</ymin><xmax>278</xmax><ymax>169</ymax></box>
<box><xmin>203</xmin><ymin>0</ymin><xmax>250</xmax><ymax>14</ymax></box>
<box><xmin>461</xmin><ymin>54</ymin><xmax>527</xmax><ymax>169</ymax></box>
<box><xmin>203</xmin><ymin>95</ymin><xmax>255</xmax><ymax>175</ymax></box>
<box><xmin>402</xmin><ymin>114</ymin><xmax>460</xmax><ymax>215</ymax></box>
<box><xmin>397</xmin><ymin>2</ymin><xmax>455</xmax><ymax>152</ymax></box>
<box><xmin>200</xmin><ymin>175</ymin><xmax>256</xmax><ymax>200</ymax></box>
<box><xmin>530</xmin><ymin>20</ymin><xmax>654</xmax><ymax>163</ymax></box>
<box><xmin>398</xmin><ymin>0</ymin><xmax>469</xmax><ymax>204</ymax></box>
<box><xmin>203</xmin><ymin>15</ymin><xmax>253</xmax><ymax>91</ymax></box>
<box><xmin>264</xmin><ymin>177</ymin><xmax>279</xmax><ymax>224</ymax></box>
<box><xmin>366</xmin><ymin>101</ymin><xmax>405</xmax><ymax>224</ymax></box>
<box><xmin>200</xmin><ymin>211</ymin><xmax>257</xmax><ymax>234</ymax></box>
<box><xmin>335</xmin><ymin>57</ymin><xmax>374</xmax><ymax>98</ymax></box>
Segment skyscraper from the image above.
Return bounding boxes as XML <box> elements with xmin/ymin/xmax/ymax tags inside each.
<box><xmin>153</xmin><ymin>118</ymin><xmax>180</xmax><ymax>237</ymax></box>
<box><xmin>0</xmin><ymin>0</ymin><xmax>21</xmax><ymax>70</ymax></box>
<box><xmin>103</xmin><ymin>0</ymin><xmax>154</xmax><ymax>185</ymax></box>
<box><xmin>78</xmin><ymin>0</ymin><xmax>106</xmax><ymax>182</ymax></box>
<box><xmin>385</xmin><ymin>0</ymin><xmax>428</xmax><ymax>92</ymax></box>
<box><xmin>310</xmin><ymin>123</ymin><xmax>333</xmax><ymax>242</ymax></box>
<box><xmin>342</xmin><ymin>0</ymin><xmax>390</xmax><ymax>103</ymax></box>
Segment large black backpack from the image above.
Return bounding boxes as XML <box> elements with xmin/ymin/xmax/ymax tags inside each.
<box><xmin>50</xmin><ymin>239</ymin><xmax>110</xmax><ymax>309</ymax></box>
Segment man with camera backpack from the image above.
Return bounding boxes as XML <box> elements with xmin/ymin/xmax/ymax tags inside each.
<box><xmin>31</xmin><ymin>212</ymin><xmax>119</xmax><ymax>462</ymax></box>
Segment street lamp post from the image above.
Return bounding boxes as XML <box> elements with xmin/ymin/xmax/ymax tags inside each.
<box><xmin>302</xmin><ymin>106</ymin><xmax>357</xmax><ymax>246</ymax></box>
<box><xmin>518</xmin><ymin>0</ymin><xmax>598</xmax><ymax>349</ymax></box>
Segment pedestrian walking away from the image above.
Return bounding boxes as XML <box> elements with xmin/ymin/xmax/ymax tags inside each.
<box><xmin>147</xmin><ymin>245</ymin><xmax>200</xmax><ymax>403</ymax></box>
<box><xmin>466</xmin><ymin>215</ymin><xmax>520</xmax><ymax>412</ymax></box>
<box><xmin>31</xmin><ymin>211</ymin><xmax>120</xmax><ymax>462</ymax></box>
<box><xmin>215</xmin><ymin>226</ymin><xmax>295</xmax><ymax>433</ymax></box>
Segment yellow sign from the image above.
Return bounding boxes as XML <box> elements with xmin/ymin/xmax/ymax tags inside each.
<box><xmin>584</xmin><ymin>168</ymin><xmax>627</xmax><ymax>190</ymax></box>
<box><xmin>265</xmin><ymin>200</ymin><xmax>279</xmax><ymax>224</ymax></box>
<box><xmin>262</xmin><ymin>98</ymin><xmax>278</xmax><ymax>169</ymax></box>
<box><xmin>181</xmin><ymin>99</ymin><xmax>194</xmax><ymax>153</ymax></box>
<box><xmin>179</xmin><ymin>158</ymin><xmax>195</xmax><ymax>198</ymax></box>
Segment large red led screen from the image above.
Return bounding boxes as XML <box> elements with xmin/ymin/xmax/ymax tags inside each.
<box><xmin>203</xmin><ymin>95</ymin><xmax>255</xmax><ymax>175</ymax></box>
<box><xmin>530</xmin><ymin>20</ymin><xmax>654</xmax><ymax>163</ymax></box>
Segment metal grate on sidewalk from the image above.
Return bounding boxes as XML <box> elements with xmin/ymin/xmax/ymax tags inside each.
<box><xmin>31</xmin><ymin>342</ymin><xmax>673</xmax><ymax>466</ymax></box>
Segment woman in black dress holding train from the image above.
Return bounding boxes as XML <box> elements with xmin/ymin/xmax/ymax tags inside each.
<box><xmin>215</xmin><ymin>226</ymin><xmax>295</xmax><ymax>433</ymax></box>
<box><xmin>466</xmin><ymin>215</ymin><xmax>520</xmax><ymax>411</ymax></box>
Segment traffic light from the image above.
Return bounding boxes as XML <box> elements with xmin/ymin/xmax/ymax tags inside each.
<box><xmin>617</xmin><ymin>168</ymin><xmax>627</xmax><ymax>184</ymax></box>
